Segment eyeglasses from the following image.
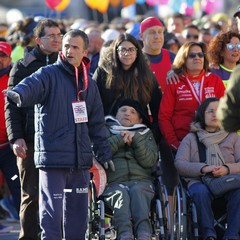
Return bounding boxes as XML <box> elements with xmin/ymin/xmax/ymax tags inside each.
<box><xmin>41</xmin><ymin>34</ymin><xmax>63</xmax><ymax>41</ymax></box>
<box><xmin>188</xmin><ymin>52</ymin><xmax>204</xmax><ymax>59</ymax></box>
<box><xmin>186</xmin><ymin>34</ymin><xmax>199</xmax><ymax>40</ymax></box>
<box><xmin>117</xmin><ymin>47</ymin><xmax>137</xmax><ymax>55</ymax></box>
<box><xmin>226</xmin><ymin>43</ymin><xmax>240</xmax><ymax>51</ymax></box>
<box><xmin>205</xmin><ymin>109</ymin><xmax>216</xmax><ymax>114</ymax></box>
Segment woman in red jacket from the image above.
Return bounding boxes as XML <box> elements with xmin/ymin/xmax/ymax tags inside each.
<box><xmin>159</xmin><ymin>41</ymin><xmax>225</xmax><ymax>153</ymax></box>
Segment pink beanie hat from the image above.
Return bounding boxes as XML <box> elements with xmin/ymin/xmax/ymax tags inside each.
<box><xmin>140</xmin><ymin>17</ymin><xmax>163</xmax><ymax>34</ymax></box>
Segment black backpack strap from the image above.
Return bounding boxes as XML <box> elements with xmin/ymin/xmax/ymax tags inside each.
<box><xmin>195</xmin><ymin>133</ymin><xmax>206</xmax><ymax>163</ymax></box>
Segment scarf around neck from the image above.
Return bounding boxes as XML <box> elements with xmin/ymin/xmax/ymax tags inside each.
<box><xmin>105</xmin><ymin>116</ymin><xmax>149</xmax><ymax>135</ymax></box>
<box><xmin>197</xmin><ymin>129</ymin><xmax>229</xmax><ymax>166</ymax></box>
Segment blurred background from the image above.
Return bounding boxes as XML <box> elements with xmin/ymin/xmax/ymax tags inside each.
<box><xmin>0</xmin><ymin>0</ymin><xmax>239</xmax><ymax>24</ymax></box>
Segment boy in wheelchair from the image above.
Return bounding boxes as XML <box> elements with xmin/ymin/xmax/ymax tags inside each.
<box><xmin>101</xmin><ymin>99</ymin><xmax>159</xmax><ymax>240</ymax></box>
<box><xmin>175</xmin><ymin>98</ymin><xmax>240</xmax><ymax>240</ymax></box>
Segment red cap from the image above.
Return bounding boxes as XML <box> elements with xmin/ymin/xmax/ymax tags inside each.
<box><xmin>140</xmin><ymin>17</ymin><xmax>163</xmax><ymax>34</ymax></box>
<box><xmin>0</xmin><ymin>41</ymin><xmax>12</xmax><ymax>56</ymax></box>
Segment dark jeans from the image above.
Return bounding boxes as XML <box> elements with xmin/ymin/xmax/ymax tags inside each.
<box><xmin>0</xmin><ymin>144</ymin><xmax>20</xmax><ymax>212</ymax></box>
<box><xmin>189</xmin><ymin>182</ymin><xmax>240</xmax><ymax>240</ymax></box>
<box><xmin>17</xmin><ymin>142</ymin><xmax>39</xmax><ymax>240</ymax></box>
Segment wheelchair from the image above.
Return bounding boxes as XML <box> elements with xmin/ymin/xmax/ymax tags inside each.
<box><xmin>86</xmin><ymin>158</ymin><xmax>171</xmax><ymax>240</ymax></box>
<box><xmin>171</xmin><ymin>179</ymin><xmax>227</xmax><ymax>240</ymax></box>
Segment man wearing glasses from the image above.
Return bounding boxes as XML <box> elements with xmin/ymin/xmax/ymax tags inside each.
<box><xmin>5</xmin><ymin>18</ymin><xmax>61</xmax><ymax>240</ymax></box>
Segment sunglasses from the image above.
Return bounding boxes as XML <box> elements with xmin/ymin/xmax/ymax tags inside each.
<box><xmin>226</xmin><ymin>43</ymin><xmax>240</xmax><ymax>51</ymax></box>
<box><xmin>188</xmin><ymin>52</ymin><xmax>204</xmax><ymax>59</ymax></box>
<box><xmin>186</xmin><ymin>34</ymin><xmax>199</xmax><ymax>40</ymax></box>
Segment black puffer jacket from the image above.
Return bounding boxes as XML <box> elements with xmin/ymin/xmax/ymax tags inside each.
<box><xmin>5</xmin><ymin>46</ymin><xmax>58</xmax><ymax>144</ymax></box>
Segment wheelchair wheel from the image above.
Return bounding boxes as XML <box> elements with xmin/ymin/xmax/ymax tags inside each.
<box><xmin>171</xmin><ymin>183</ymin><xmax>199</xmax><ymax>240</ymax></box>
<box><xmin>86</xmin><ymin>180</ymin><xmax>106</xmax><ymax>240</ymax></box>
<box><xmin>171</xmin><ymin>184</ymin><xmax>187</xmax><ymax>240</ymax></box>
<box><xmin>152</xmin><ymin>176</ymin><xmax>171</xmax><ymax>240</ymax></box>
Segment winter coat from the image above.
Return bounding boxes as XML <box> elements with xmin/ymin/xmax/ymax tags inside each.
<box><xmin>10</xmin><ymin>54</ymin><xmax>112</xmax><ymax>169</ymax></box>
<box><xmin>105</xmin><ymin>116</ymin><xmax>158</xmax><ymax>184</ymax></box>
<box><xmin>175</xmin><ymin>127</ymin><xmax>240</xmax><ymax>188</ymax></box>
<box><xmin>5</xmin><ymin>46</ymin><xmax>59</xmax><ymax>144</ymax></box>
<box><xmin>159</xmin><ymin>72</ymin><xmax>225</xmax><ymax>151</ymax></box>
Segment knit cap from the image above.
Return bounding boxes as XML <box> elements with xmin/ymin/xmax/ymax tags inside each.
<box><xmin>140</xmin><ymin>17</ymin><xmax>163</xmax><ymax>34</ymax></box>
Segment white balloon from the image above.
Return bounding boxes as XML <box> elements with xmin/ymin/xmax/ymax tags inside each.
<box><xmin>6</xmin><ymin>8</ymin><xmax>24</xmax><ymax>25</ymax></box>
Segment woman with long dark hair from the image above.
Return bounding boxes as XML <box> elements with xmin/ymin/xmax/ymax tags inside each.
<box><xmin>93</xmin><ymin>33</ymin><xmax>162</xmax><ymax>141</ymax></box>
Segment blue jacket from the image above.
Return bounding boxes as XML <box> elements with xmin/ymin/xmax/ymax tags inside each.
<box><xmin>12</xmin><ymin>54</ymin><xmax>112</xmax><ymax>169</ymax></box>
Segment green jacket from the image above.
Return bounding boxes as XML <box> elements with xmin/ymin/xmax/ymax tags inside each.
<box><xmin>105</xmin><ymin>116</ymin><xmax>158</xmax><ymax>184</ymax></box>
<box><xmin>217</xmin><ymin>65</ymin><xmax>240</xmax><ymax>132</ymax></box>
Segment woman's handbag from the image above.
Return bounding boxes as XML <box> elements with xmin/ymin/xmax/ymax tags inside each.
<box><xmin>201</xmin><ymin>173</ymin><xmax>240</xmax><ymax>197</ymax></box>
<box><xmin>195</xmin><ymin>133</ymin><xmax>240</xmax><ymax>197</ymax></box>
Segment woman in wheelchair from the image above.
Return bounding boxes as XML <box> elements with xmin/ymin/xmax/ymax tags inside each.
<box><xmin>102</xmin><ymin>99</ymin><xmax>159</xmax><ymax>240</ymax></box>
<box><xmin>175</xmin><ymin>97</ymin><xmax>240</xmax><ymax>240</ymax></box>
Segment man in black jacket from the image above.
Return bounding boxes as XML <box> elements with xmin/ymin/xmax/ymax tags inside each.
<box><xmin>5</xmin><ymin>18</ymin><xmax>61</xmax><ymax>240</ymax></box>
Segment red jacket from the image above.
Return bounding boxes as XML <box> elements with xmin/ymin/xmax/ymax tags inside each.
<box><xmin>0</xmin><ymin>68</ymin><xmax>10</xmax><ymax>145</ymax></box>
<box><xmin>158</xmin><ymin>72</ymin><xmax>225</xmax><ymax>150</ymax></box>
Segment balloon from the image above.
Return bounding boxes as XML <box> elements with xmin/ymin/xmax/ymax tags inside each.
<box><xmin>146</xmin><ymin>0</ymin><xmax>167</xmax><ymax>6</ymax></box>
<box><xmin>46</xmin><ymin>0</ymin><xmax>61</xmax><ymax>9</ymax></box>
<box><xmin>202</xmin><ymin>0</ymin><xmax>216</xmax><ymax>14</ymax></box>
<box><xmin>136</xmin><ymin>0</ymin><xmax>145</xmax><ymax>4</ymax></box>
<box><xmin>45</xmin><ymin>0</ymin><xmax>70</xmax><ymax>12</ymax></box>
<box><xmin>122</xmin><ymin>0</ymin><xmax>136</xmax><ymax>7</ymax></box>
<box><xmin>110</xmin><ymin>0</ymin><xmax>121</xmax><ymax>7</ymax></box>
<box><xmin>85</xmin><ymin>0</ymin><xmax>110</xmax><ymax>13</ymax></box>
<box><xmin>55</xmin><ymin>0</ymin><xmax>70</xmax><ymax>12</ymax></box>
<box><xmin>97</xmin><ymin>0</ymin><xmax>110</xmax><ymax>13</ymax></box>
<box><xmin>6</xmin><ymin>9</ymin><xmax>23</xmax><ymax>25</ymax></box>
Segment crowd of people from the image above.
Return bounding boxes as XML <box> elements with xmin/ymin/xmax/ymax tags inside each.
<box><xmin>0</xmin><ymin>4</ymin><xmax>240</xmax><ymax>240</ymax></box>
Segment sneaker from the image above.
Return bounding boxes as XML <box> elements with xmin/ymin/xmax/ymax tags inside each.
<box><xmin>0</xmin><ymin>197</ymin><xmax>19</xmax><ymax>220</ymax></box>
<box><xmin>0</xmin><ymin>224</ymin><xmax>13</xmax><ymax>234</ymax></box>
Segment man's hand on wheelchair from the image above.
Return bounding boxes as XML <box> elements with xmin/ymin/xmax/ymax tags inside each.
<box><xmin>104</xmin><ymin>160</ymin><xmax>115</xmax><ymax>172</ymax></box>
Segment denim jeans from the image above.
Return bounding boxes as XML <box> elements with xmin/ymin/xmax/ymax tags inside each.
<box><xmin>188</xmin><ymin>182</ymin><xmax>240</xmax><ymax>240</ymax></box>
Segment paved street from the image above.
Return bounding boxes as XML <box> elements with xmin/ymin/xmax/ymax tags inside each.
<box><xmin>0</xmin><ymin>220</ymin><xmax>20</xmax><ymax>240</ymax></box>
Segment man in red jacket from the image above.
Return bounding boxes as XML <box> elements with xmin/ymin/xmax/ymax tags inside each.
<box><xmin>0</xmin><ymin>41</ymin><xmax>20</xmax><ymax>233</ymax></box>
